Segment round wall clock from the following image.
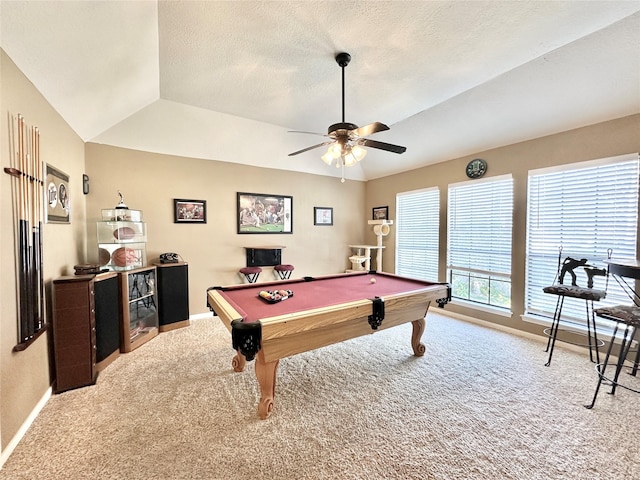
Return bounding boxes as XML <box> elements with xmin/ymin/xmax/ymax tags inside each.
<box><xmin>466</xmin><ymin>158</ymin><xmax>487</xmax><ymax>179</ymax></box>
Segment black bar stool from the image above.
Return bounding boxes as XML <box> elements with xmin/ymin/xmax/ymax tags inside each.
<box><xmin>585</xmin><ymin>304</ymin><xmax>640</xmax><ymax>408</ymax></box>
<box><xmin>542</xmin><ymin>254</ymin><xmax>607</xmax><ymax>366</ymax></box>
<box><xmin>274</xmin><ymin>264</ymin><xmax>294</xmax><ymax>280</ymax></box>
<box><xmin>239</xmin><ymin>267</ymin><xmax>262</xmax><ymax>283</ymax></box>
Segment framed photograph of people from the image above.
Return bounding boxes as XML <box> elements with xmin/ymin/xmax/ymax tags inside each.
<box><xmin>174</xmin><ymin>199</ymin><xmax>207</xmax><ymax>223</ymax></box>
<box><xmin>238</xmin><ymin>192</ymin><xmax>293</xmax><ymax>234</ymax></box>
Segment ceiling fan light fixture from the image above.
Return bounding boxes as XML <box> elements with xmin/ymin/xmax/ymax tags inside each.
<box><xmin>342</xmin><ymin>154</ymin><xmax>357</xmax><ymax>167</ymax></box>
<box><xmin>287</xmin><ymin>52</ymin><xmax>405</xmax><ymax>180</ymax></box>
<box><xmin>340</xmin><ymin>144</ymin><xmax>366</xmax><ymax>167</ymax></box>
<box><xmin>321</xmin><ymin>141</ymin><xmax>346</xmax><ymax>165</ymax></box>
<box><xmin>321</xmin><ymin>150</ymin><xmax>335</xmax><ymax>165</ymax></box>
<box><xmin>351</xmin><ymin>144</ymin><xmax>366</xmax><ymax>161</ymax></box>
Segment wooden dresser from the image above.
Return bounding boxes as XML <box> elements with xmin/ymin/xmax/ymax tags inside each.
<box><xmin>52</xmin><ymin>272</ymin><xmax>120</xmax><ymax>393</ymax></box>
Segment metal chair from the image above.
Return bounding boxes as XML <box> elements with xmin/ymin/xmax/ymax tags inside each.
<box><xmin>542</xmin><ymin>253</ymin><xmax>607</xmax><ymax>367</ymax></box>
<box><xmin>585</xmin><ymin>304</ymin><xmax>640</xmax><ymax>408</ymax></box>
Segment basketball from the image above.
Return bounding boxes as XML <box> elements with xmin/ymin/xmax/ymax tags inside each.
<box><xmin>114</xmin><ymin>226</ymin><xmax>136</xmax><ymax>240</ymax></box>
<box><xmin>98</xmin><ymin>248</ymin><xmax>111</xmax><ymax>266</ymax></box>
<box><xmin>112</xmin><ymin>247</ymin><xmax>138</xmax><ymax>267</ymax></box>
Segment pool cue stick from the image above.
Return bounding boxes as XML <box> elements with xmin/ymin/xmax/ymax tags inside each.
<box><xmin>25</xmin><ymin>122</ymin><xmax>39</xmax><ymax>336</ymax></box>
<box><xmin>17</xmin><ymin>114</ymin><xmax>31</xmax><ymax>341</ymax></box>
<box><xmin>31</xmin><ymin>125</ymin><xmax>43</xmax><ymax>329</ymax></box>
<box><xmin>33</xmin><ymin>126</ymin><xmax>44</xmax><ymax>329</ymax></box>
<box><xmin>27</xmin><ymin>123</ymin><xmax>42</xmax><ymax>333</ymax></box>
<box><xmin>25</xmin><ymin>118</ymin><xmax>33</xmax><ymax>338</ymax></box>
<box><xmin>25</xmin><ymin>118</ymin><xmax>35</xmax><ymax>338</ymax></box>
<box><xmin>23</xmin><ymin>115</ymin><xmax>36</xmax><ymax>339</ymax></box>
<box><xmin>28</xmin><ymin>125</ymin><xmax>37</xmax><ymax>330</ymax></box>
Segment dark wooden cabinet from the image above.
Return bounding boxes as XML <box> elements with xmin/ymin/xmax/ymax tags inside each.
<box><xmin>52</xmin><ymin>272</ymin><xmax>120</xmax><ymax>393</ymax></box>
<box><xmin>154</xmin><ymin>262</ymin><xmax>190</xmax><ymax>332</ymax></box>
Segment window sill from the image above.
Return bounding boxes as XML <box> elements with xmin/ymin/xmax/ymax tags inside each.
<box><xmin>449</xmin><ymin>298</ymin><xmax>513</xmax><ymax>318</ymax></box>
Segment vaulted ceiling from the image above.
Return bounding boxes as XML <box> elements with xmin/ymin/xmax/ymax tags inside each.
<box><xmin>2</xmin><ymin>1</ymin><xmax>639</xmax><ymax>181</ymax></box>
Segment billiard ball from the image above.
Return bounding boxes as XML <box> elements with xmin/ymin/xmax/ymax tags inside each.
<box><xmin>370</xmin><ymin>278</ymin><xmax>376</xmax><ymax>284</ymax></box>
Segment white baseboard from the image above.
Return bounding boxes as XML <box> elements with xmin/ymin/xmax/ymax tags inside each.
<box><xmin>0</xmin><ymin>386</ymin><xmax>51</xmax><ymax>470</ymax></box>
<box><xmin>438</xmin><ymin>309</ymin><xmax>548</xmax><ymax>344</ymax></box>
<box><xmin>438</xmin><ymin>309</ymin><xmax>637</xmax><ymax>357</ymax></box>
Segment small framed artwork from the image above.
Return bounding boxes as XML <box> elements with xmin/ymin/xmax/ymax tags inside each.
<box><xmin>174</xmin><ymin>199</ymin><xmax>207</xmax><ymax>223</ymax></box>
<box><xmin>45</xmin><ymin>163</ymin><xmax>70</xmax><ymax>224</ymax></box>
<box><xmin>238</xmin><ymin>192</ymin><xmax>293</xmax><ymax>234</ymax></box>
<box><xmin>372</xmin><ymin>206</ymin><xmax>389</xmax><ymax>221</ymax></box>
<box><xmin>314</xmin><ymin>207</ymin><xmax>333</xmax><ymax>226</ymax></box>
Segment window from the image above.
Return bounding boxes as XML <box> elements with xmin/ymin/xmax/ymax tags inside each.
<box><xmin>526</xmin><ymin>154</ymin><xmax>639</xmax><ymax>324</ymax></box>
<box><xmin>396</xmin><ymin>187</ymin><xmax>439</xmax><ymax>281</ymax></box>
<box><xmin>447</xmin><ymin>176</ymin><xmax>513</xmax><ymax>309</ymax></box>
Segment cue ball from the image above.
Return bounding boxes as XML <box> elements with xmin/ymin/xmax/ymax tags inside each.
<box><xmin>370</xmin><ymin>278</ymin><xmax>376</xmax><ymax>284</ymax></box>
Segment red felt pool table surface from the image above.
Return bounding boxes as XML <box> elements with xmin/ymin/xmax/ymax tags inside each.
<box><xmin>214</xmin><ymin>271</ymin><xmax>442</xmax><ymax>322</ymax></box>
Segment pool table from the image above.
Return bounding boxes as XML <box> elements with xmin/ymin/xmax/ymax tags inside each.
<box><xmin>207</xmin><ymin>271</ymin><xmax>450</xmax><ymax>419</ymax></box>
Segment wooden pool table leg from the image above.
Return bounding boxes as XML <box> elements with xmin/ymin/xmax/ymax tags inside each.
<box><xmin>232</xmin><ymin>351</ymin><xmax>246</xmax><ymax>372</ymax></box>
<box><xmin>255</xmin><ymin>352</ymin><xmax>279</xmax><ymax>419</ymax></box>
<box><xmin>411</xmin><ymin>317</ymin><xmax>426</xmax><ymax>356</ymax></box>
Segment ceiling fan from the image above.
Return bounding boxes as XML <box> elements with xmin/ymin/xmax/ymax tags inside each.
<box><xmin>288</xmin><ymin>52</ymin><xmax>406</xmax><ymax>181</ymax></box>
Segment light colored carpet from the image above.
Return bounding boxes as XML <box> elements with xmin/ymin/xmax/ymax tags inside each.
<box><xmin>1</xmin><ymin>312</ymin><xmax>638</xmax><ymax>480</ymax></box>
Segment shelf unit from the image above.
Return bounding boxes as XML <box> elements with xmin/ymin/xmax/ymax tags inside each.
<box><xmin>52</xmin><ymin>272</ymin><xmax>120</xmax><ymax>393</ymax></box>
<box><xmin>97</xmin><ymin>208</ymin><xmax>147</xmax><ymax>271</ymax></box>
<box><xmin>119</xmin><ymin>266</ymin><xmax>159</xmax><ymax>352</ymax></box>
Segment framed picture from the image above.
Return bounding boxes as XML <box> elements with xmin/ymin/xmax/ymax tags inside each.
<box><xmin>372</xmin><ymin>206</ymin><xmax>389</xmax><ymax>221</ymax></box>
<box><xmin>45</xmin><ymin>163</ymin><xmax>70</xmax><ymax>224</ymax></box>
<box><xmin>174</xmin><ymin>199</ymin><xmax>207</xmax><ymax>223</ymax></box>
<box><xmin>238</xmin><ymin>192</ymin><xmax>292</xmax><ymax>234</ymax></box>
<box><xmin>314</xmin><ymin>207</ymin><xmax>333</xmax><ymax>226</ymax></box>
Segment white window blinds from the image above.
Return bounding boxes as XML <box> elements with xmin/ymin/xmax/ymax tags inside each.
<box><xmin>396</xmin><ymin>187</ymin><xmax>439</xmax><ymax>281</ymax></box>
<box><xmin>447</xmin><ymin>176</ymin><xmax>513</xmax><ymax>308</ymax></box>
<box><xmin>525</xmin><ymin>154</ymin><xmax>640</xmax><ymax>322</ymax></box>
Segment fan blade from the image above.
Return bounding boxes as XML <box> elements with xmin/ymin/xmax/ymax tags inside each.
<box><xmin>288</xmin><ymin>130</ymin><xmax>329</xmax><ymax>137</ymax></box>
<box><xmin>358</xmin><ymin>138</ymin><xmax>406</xmax><ymax>154</ymax></box>
<box><xmin>351</xmin><ymin>122</ymin><xmax>389</xmax><ymax>137</ymax></box>
<box><xmin>288</xmin><ymin>141</ymin><xmax>334</xmax><ymax>156</ymax></box>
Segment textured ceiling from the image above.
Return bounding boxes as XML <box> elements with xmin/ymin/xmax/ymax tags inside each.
<box><xmin>2</xmin><ymin>1</ymin><xmax>639</xmax><ymax>181</ymax></box>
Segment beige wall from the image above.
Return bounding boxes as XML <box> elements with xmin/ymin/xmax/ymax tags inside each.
<box><xmin>84</xmin><ymin>144</ymin><xmax>366</xmax><ymax>316</ymax></box>
<box><xmin>366</xmin><ymin>113</ymin><xmax>640</xmax><ymax>334</ymax></box>
<box><xmin>1</xmin><ymin>50</ymin><xmax>86</xmax><ymax>451</ymax></box>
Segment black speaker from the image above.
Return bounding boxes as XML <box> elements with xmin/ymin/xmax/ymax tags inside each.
<box><xmin>94</xmin><ymin>275</ymin><xmax>120</xmax><ymax>363</ymax></box>
<box><xmin>156</xmin><ymin>263</ymin><xmax>189</xmax><ymax>329</ymax></box>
